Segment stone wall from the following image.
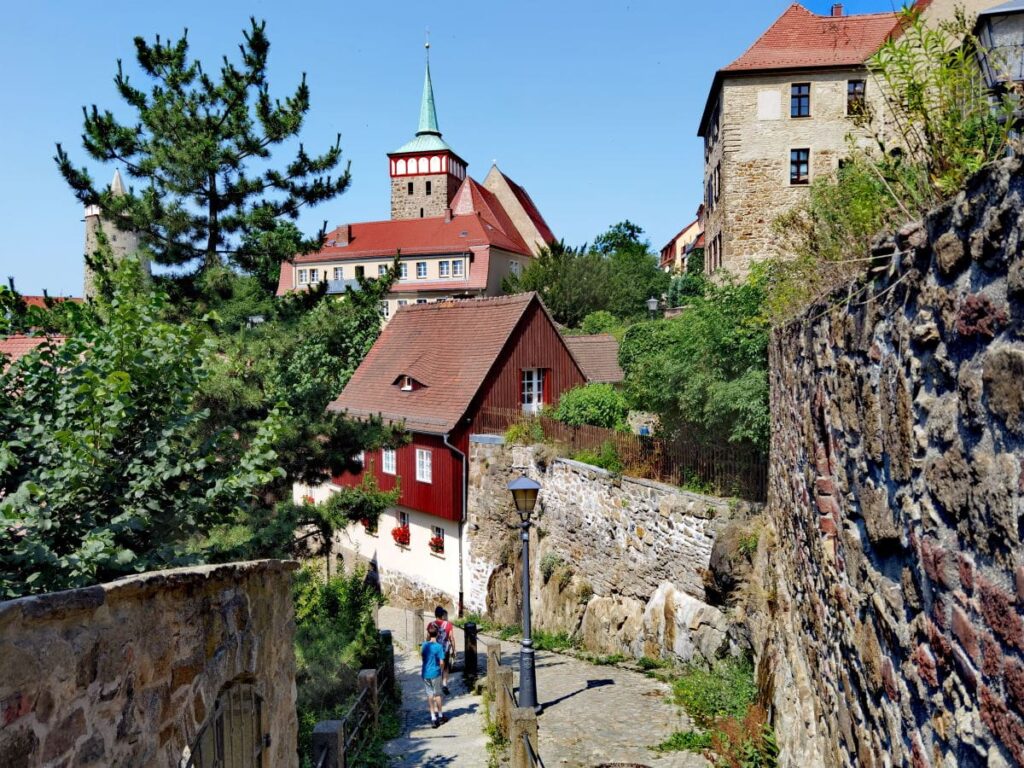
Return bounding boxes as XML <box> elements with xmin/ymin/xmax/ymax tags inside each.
<box><xmin>390</xmin><ymin>174</ymin><xmax>456</xmax><ymax>220</ymax></box>
<box><xmin>467</xmin><ymin>439</ymin><xmax>749</xmax><ymax>663</ymax></box>
<box><xmin>0</xmin><ymin>560</ymin><xmax>299</xmax><ymax>768</ymax></box>
<box><xmin>762</xmin><ymin>158</ymin><xmax>1024</xmax><ymax>767</ymax></box>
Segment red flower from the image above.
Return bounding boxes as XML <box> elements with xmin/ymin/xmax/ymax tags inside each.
<box><xmin>428</xmin><ymin>535</ymin><xmax>445</xmax><ymax>554</ymax></box>
<box><xmin>391</xmin><ymin>525</ymin><xmax>411</xmax><ymax>546</ymax></box>
<box><xmin>302</xmin><ymin>494</ymin><xmax>315</xmax><ymax>505</ymax></box>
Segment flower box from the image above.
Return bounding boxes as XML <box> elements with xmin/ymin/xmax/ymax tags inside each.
<box><xmin>428</xmin><ymin>535</ymin><xmax>445</xmax><ymax>554</ymax></box>
<box><xmin>361</xmin><ymin>517</ymin><xmax>378</xmax><ymax>535</ymax></box>
<box><xmin>391</xmin><ymin>525</ymin><xmax>411</xmax><ymax>546</ymax></box>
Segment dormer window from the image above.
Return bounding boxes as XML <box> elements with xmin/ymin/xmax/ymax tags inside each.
<box><xmin>401</xmin><ymin>376</ymin><xmax>413</xmax><ymax>391</ymax></box>
<box><xmin>394</xmin><ymin>374</ymin><xmax>423</xmax><ymax>392</ymax></box>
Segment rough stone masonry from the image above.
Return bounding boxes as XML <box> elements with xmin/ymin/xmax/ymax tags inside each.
<box><xmin>0</xmin><ymin>560</ymin><xmax>299</xmax><ymax>768</ymax></box>
<box><xmin>761</xmin><ymin>158</ymin><xmax>1024</xmax><ymax>767</ymax></box>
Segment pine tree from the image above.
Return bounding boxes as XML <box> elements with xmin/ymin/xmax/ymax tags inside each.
<box><xmin>55</xmin><ymin>18</ymin><xmax>347</xmax><ymax>282</ymax></box>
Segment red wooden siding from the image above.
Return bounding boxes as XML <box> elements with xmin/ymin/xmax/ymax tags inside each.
<box><xmin>332</xmin><ymin>433</ymin><xmax>463</xmax><ymax>522</ymax></box>
<box><xmin>471</xmin><ymin>302</ymin><xmax>586</xmax><ymax>418</ymax></box>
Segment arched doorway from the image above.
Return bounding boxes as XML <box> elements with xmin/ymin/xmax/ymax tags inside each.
<box><xmin>186</xmin><ymin>683</ymin><xmax>266</xmax><ymax>768</ymax></box>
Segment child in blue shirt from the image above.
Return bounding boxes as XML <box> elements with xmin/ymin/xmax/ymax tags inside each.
<box><xmin>421</xmin><ymin>623</ymin><xmax>447</xmax><ymax>727</ymax></box>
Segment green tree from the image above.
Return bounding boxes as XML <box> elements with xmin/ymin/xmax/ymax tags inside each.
<box><xmin>0</xmin><ymin>262</ymin><xmax>285</xmax><ymax>597</ymax></box>
<box><xmin>580</xmin><ymin>310</ymin><xmax>621</xmax><ymax>335</ymax></box>
<box><xmin>55</xmin><ymin>18</ymin><xmax>348</xmax><ymax>285</ymax></box>
<box><xmin>620</xmin><ymin>269</ymin><xmax>770</xmax><ymax>448</ymax></box>
<box><xmin>503</xmin><ymin>240</ymin><xmax>611</xmax><ymax>327</ymax></box>
<box><xmin>593</xmin><ymin>221</ymin><xmax>670</xmax><ymax>321</ymax></box>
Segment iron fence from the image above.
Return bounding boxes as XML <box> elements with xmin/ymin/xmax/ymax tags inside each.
<box><xmin>523</xmin><ymin>732</ymin><xmax>546</xmax><ymax>768</ymax></box>
<box><xmin>475</xmin><ymin>407</ymin><xmax>767</xmax><ymax>502</ymax></box>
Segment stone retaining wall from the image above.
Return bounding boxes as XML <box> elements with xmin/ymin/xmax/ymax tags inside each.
<box><xmin>0</xmin><ymin>560</ymin><xmax>299</xmax><ymax>768</ymax></box>
<box><xmin>467</xmin><ymin>440</ymin><xmax>747</xmax><ymax>663</ymax></box>
<box><xmin>762</xmin><ymin>158</ymin><xmax>1024</xmax><ymax>767</ymax></box>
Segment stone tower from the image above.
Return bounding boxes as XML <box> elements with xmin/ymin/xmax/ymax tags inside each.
<box><xmin>388</xmin><ymin>46</ymin><xmax>468</xmax><ymax>220</ymax></box>
<box><xmin>83</xmin><ymin>169</ymin><xmax>149</xmax><ymax>298</ymax></box>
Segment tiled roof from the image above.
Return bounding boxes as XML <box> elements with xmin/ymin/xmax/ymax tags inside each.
<box><xmin>1</xmin><ymin>335</ymin><xmax>65</xmax><ymax>366</ymax></box>
<box><xmin>451</xmin><ymin>178</ymin><xmax>531</xmax><ymax>253</ymax></box>
<box><xmin>500</xmin><ymin>172</ymin><xmax>556</xmax><ymax>246</ymax></box>
<box><xmin>723</xmin><ymin>4</ymin><xmax>898</xmax><ymax>72</ymax></box>
<box><xmin>20</xmin><ymin>296</ymin><xmax>82</xmax><ymax>308</ymax></box>
<box><xmin>564</xmin><ymin>334</ymin><xmax>624</xmax><ymax>384</ymax></box>
<box><xmin>328</xmin><ymin>293</ymin><xmax>541</xmax><ymax>434</ymax></box>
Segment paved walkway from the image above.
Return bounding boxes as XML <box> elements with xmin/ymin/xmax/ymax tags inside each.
<box><xmin>379</xmin><ymin>607</ymin><xmax>489</xmax><ymax>767</ymax></box>
<box><xmin>377</xmin><ymin>607</ymin><xmax>708</xmax><ymax>767</ymax></box>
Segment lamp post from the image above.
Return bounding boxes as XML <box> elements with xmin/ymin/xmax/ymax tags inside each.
<box><xmin>646</xmin><ymin>296</ymin><xmax>660</xmax><ymax>319</ymax></box>
<box><xmin>975</xmin><ymin>1</ymin><xmax>1024</xmax><ymax>92</ymax></box>
<box><xmin>507</xmin><ymin>475</ymin><xmax>542</xmax><ymax>714</ymax></box>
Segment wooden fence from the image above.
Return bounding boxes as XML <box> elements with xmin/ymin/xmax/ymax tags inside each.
<box><xmin>485</xmin><ymin>641</ymin><xmax>544</xmax><ymax>768</ymax></box>
<box><xmin>475</xmin><ymin>407</ymin><xmax>767</xmax><ymax>502</ymax></box>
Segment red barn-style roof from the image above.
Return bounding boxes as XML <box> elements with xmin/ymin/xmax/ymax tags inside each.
<box><xmin>699</xmin><ymin>3</ymin><xmax>899</xmax><ymax>135</ymax></box>
<box><xmin>0</xmin><ymin>335</ymin><xmax>65</xmax><ymax>366</ymax></box>
<box><xmin>328</xmin><ymin>293</ymin><xmax>582</xmax><ymax>434</ymax></box>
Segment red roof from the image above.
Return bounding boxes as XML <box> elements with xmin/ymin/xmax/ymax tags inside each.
<box><xmin>699</xmin><ymin>3</ymin><xmax>898</xmax><ymax>135</ymax></box>
<box><xmin>1</xmin><ymin>335</ymin><xmax>65</xmax><ymax>366</ymax></box>
<box><xmin>724</xmin><ymin>4</ymin><xmax>897</xmax><ymax>72</ymax></box>
<box><xmin>20</xmin><ymin>296</ymin><xmax>82</xmax><ymax>308</ymax></box>
<box><xmin>329</xmin><ymin>293</ymin><xmax>562</xmax><ymax>434</ymax></box>
<box><xmin>451</xmin><ymin>178</ymin><xmax>531</xmax><ymax>254</ymax></box>
<box><xmin>564</xmin><ymin>334</ymin><xmax>624</xmax><ymax>384</ymax></box>
<box><xmin>499</xmin><ymin>172</ymin><xmax>556</xmax><ymax>246</ymax></box>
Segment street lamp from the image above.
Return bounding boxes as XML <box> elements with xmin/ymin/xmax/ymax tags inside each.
<box><xmin>976</xmin><ymin>1</ymin><xmax>1024</xmax><ymax>91</ymax></box>
<box><xmin>507</xmin><ymin>475</ymin><xmax>542</xmax><ymax>713</ymax></box>
<box><xmin>646</xmin><ymin>296</ymin><xmax>660</xmax><ymax>319</ymax></box>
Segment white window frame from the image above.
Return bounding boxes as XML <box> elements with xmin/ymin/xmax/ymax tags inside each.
<box><xmin>439</xmin><ymin>260</ymin><xmax>450</xmax><ymax>278</ymax></box>
<box><xmin>452</xmin><ymin>259</ymin><xmax>464</xmax><ymax>277</ymax></box>
<box><xmin>399</xmin><ymin>262</ymin><xmax>408</xmax><ymax>279</ymax></box>
<box><xmin>509</xmin><ymin>260</ymin><xmax>521</xmax><ymax>277</ymax></box>
<box><xmin>309</xmin><ymin>268</ymin><xmax>320</xmax><ymax>283</ymax></box>
<box><xmin>398</xmin><ymin>510</ymin><xmax>409</xmax><ymax>528</ymax></box>
<box><xmin>521</xmin><ymin>368</ymin><xmax>545</xmax><ymax>414</ymax></box>
<box><xmin>356</xmin><ymin>451</ymin><xmax>364</xmax><ymax>467</ymax></box>
<box><xmin>415</xmin><ymin>448</ymin><xmax>432</xmax><ymax>483</ymax></box>
<box><xmin>378</xmin><ymin>264</ymin><xmax>388</xmax><ymax>277</ymax></box>
<box><xmin>382</xmin><ymin>448</ymin><xmax>396</xmax><ymax>475</ymax></box>
<box><xmin>416</xmin><ymin>261</ymin><xmax>428</xmax><ymax>279</ymax></box>
<box><xmin>398</xmin><ymin>299</ymin><xmax>408</xmax><ymax>307</ymax></box>
<box><xmin>298</xmin><ymin>268</ymin><xmax>308</xmax><ymax>284</ymax></box>
<box><xmin>416</xmin><ymin>298</ymin><xmax>428</xmax><ymax>304</ymax></box>
<box><xmin>400</xmin><ymin>376</ymin><xmax>413</xmax><ymax>391</ymax></box>
<box><xmin>379</xmin><ymin>301</ymin><xmax>390</xmax><ymax>319</ymax></box>
<box><xmin>333</xmin><ymin>266</ymin><xmax>343</xmax><ymax>280</ymax></box>
<box><xmin>431</xmin><ymin>525</ymin><xmax>445</xmax><ymax>553</ymax></box>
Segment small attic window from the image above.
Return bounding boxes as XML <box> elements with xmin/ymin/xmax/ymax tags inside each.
<box><xmin>459</xmin><ymin>231</ymin><xmax>468</xmax><ymax>237</ymax></box>
<box><xmin>394</xmin><ymin>374</ymin><xmax>423</xmax><ymax>392</ymax></box>
<box><xmin>401</xmin><ymin>376</ymin><xmax>413</xmax><ymax>391</ymax></box>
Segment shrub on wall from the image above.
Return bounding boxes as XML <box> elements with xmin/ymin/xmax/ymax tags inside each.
<box><xmin>579</xmin><ymin>310</ymin><xmax>621</xmax><ymax>336</ymax></box>
<box><xmin>552</xmin><ymin>383</ymin><xmax>629</xmax><ymax>431</ymax></box>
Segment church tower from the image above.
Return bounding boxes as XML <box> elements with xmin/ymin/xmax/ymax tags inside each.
<box><xmin>83</xmin><ymin>169</ymin><xmax>149</xmax><ymax>298</ymax></box>
<box><xmin>388</xmin><ymin>45</ymin><xmax>467</xmax><ymax>220</ymax></box>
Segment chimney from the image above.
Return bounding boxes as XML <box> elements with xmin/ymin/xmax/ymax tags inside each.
<box><xmin>831</xmin><ymin>3</ymin><xmax>843</xmax><ymax>16</ymax></box>
<box><xmin>336</xmin><ymin>224</ymin><xmax>351</xmax><ymax>246</ymax></box>
<box><xmin>444</xmin><ymin>207</ymin><xmax>453</xmax><ymax>223</ymax></box>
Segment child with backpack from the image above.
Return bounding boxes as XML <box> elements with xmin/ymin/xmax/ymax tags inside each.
<box><xmin>421</xmin><ymin>623</ymin><xmax>447</xmax><ymax>728</ymax></box>
<box><xmin>428</xmin><ymin>606</ymin><xmax>456</xmax><ymax>696</ymax></box>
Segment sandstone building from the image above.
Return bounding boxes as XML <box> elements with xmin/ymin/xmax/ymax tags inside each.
<box><xmin>697</xmin><ymin>3</ymin><xmax>899</xmax><ymax>278</ymax></box>
<box><xmin>277</xmin><ymin>53</ymin><xmax>554</xmax><ymax>318</ymax></box>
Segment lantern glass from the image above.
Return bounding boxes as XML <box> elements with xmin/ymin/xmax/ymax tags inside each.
<box><xmin>646</xmin><ymin>296</ymin><xmax>659</xmax><ymax>313</ymax></box>
<box><xmin>507</xmin><ymin>476</ymin><xmax>541</xmax><ymax>519</ymax></box>
<box><xmin>977</xmin><ymin>8</ymin><xmax>1024</xmax><ymax>88</ymax></box>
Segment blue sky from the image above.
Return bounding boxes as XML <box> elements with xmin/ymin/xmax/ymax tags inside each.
<box><xmin>0</xmin><ymin>0</ymin><xmax>900</xmax><ymax>296</ymax></box>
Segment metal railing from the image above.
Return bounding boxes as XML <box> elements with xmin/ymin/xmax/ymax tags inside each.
<box><xmin>523</xmin><ymin>732</ymin><xmax>546</xmax><ymax>768</ymax></box>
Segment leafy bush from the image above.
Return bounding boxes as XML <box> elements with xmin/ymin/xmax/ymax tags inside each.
<box><xmin>293</xmin><ymin>565</ymin><xmax>384</xmax><ymax>759</ymax></box>
<box><xmin>572</xmin><ymin>441</ymin><xmax>623</xmax><ymax>473</ymax></box>
<box><xmin>553</xmin><ymin>383</ymin><xmax>629</xmax><ymax>430</ymax></box>
<box><xmin>667</xmin><ymin>271</ymin><xmax>709</xmax><ymax>308</ymax></box>
<box><xmin>580</xmin><ymin>310</ymin><xmax>621</xmax><ymax>335</ymax></box>
<box><xmin>504</xmin><ymin>420</ymin><xmax>544</xmax><ymax>446</ymax></box>
<box><xmin>671</xmin><ymin>657</ymin><xmax>757</xmax><ymax>728</ymax></box>
<box><xmin>539</xmin><ymin>552</ymin><xmax>565</xmax><ymax>583</ymax></box>
<box><xmin>653</xmin><ymin>729</ymin><xmax>713</xmax><ymax>753</ymax></box>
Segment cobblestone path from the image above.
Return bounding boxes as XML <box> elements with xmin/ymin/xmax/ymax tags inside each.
<box><xmin>377</xmin><ymin>608</ymin><xmax>708</xmax><ymax>767</ymax></box>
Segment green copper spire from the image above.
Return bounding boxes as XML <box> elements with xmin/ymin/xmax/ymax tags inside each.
<box><xmin>417</xmin><ymin>46</ymin><xmax>440</xmax><ymax>136</ymax></box>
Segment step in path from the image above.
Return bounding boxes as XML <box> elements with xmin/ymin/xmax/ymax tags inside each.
<box><xmin>377</xmin><ymin>606</ymin><xmax>708</xmax><ymax>768</ymax></box>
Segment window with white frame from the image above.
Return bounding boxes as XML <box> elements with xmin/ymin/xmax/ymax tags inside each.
<box><xmin>439</xmin><ymin>260</ymin><xmax>450</xmax><ymax>278</ymax></box>
<box><xmin>416</xmin><ymin>298</ymin><xmax>428</xmax><ymax>304</ymax></box>
<box><xmin>399</xmin><ymin>262</ymin><xmax>408</xmax><ymax>279</ymax></box>
<box><xmin>333</xmin><ymin>266</ymin><xmax>343</xmax><ymax>280</ymax></box>
<box><xmin>398</xmin><ymin>510</ymin><xmax>409</xmax><ymax>528</ymax></box>
<box><xmin>521</xmin><ymin>368</ymin><xmax>546</xmax><ymax>414</ymax></box>
<box><xmin>398</xmin><ymin>299</ymin><xmax>408</xmax><ymax>307</ymax></box>
<box><xmin>382</xmin><ymin>448</ymin><xmax>396</xmax><ymax>474</ymax></box>
<box><xmin>298</xmin><ymin>268</ymin><xmax>308</xmax><ymax>284</ymax></box>
<box><xmin>415</xmin><ymin>448</ymin><xmax>432</xmax><ymax>483</ymax></box>
<box><xmin>355</xmin><ymin>451</ymin><xmax>364</xmax><ymax>467</ymax></box>
<box><xmin>509</xmin><ymin>260</ymin><xmax>521</xmax><ymax>277</ymax></box>
<box><xmin>378</xmin><ymin>264</ymin><xmax>388</xmax><ymax>277</ymax></box>
<box><xmin>416</xmin><ymin>261</ymin><xmax>427</xmax><ymax>279</ymax></box>
<box><xmin>452</xmin><ymin>259</ymin><xmax>464</xmax><ymax>277</ymax></box>
<box><xmin>309</xmin><ymin>268</ymin><xmax>320</xmax><ymax>283</ymax></box>
<box><xmin>379</xmin><ymin>301</ymin><xmax>390</xmax><ymax>319</ymax></box>
<box><xmin>430</xmin><ymin>525</ymin><xmax>445</xmax><ymax>554</ymax></box>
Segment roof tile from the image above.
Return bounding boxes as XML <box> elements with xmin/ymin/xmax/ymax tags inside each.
<box><xmin>564</xmin><ymin>334</ymin><xmax>624</xmax><ymax>384</ymax></box>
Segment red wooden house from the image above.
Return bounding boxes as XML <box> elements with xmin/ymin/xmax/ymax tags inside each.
<box><xmin>315</xmin><ymin>292</ymin><xmax>586</xmax><ymax>610</ymax></box>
